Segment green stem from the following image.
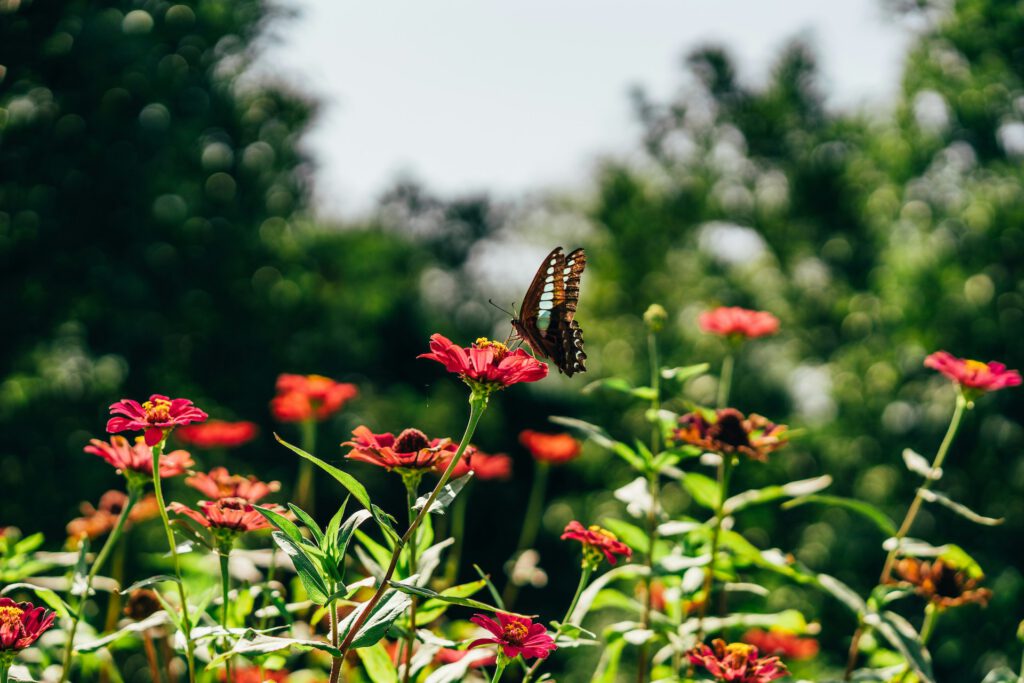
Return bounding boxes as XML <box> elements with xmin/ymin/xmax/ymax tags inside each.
<box><xmin>443</xmin><ymin>492</ymin><xmax>469</xmax><ymax>586</ymax></box>
<box><xmin>491</xmin><ymin>659</ymin><xmax>508</xmax><ymax>683</ymax></box>
<box><xmin>717</xmin><ymin>353</ymin><xmax>734</xmax><ymax>409</ymax></box>
<box><xmin>59</xmin><ymin>483</ymin><xmax>141</xmax><ymax>683</ymax></box>
<box><xmin>696</xmin><ymin>453</ymin><xmax>734</xmax><ymax>639</ymax></box>
<box><xmin>296</xmin><ymin>418</ymin><xmax>317</xmax><ymax>515</ymax></box>
<box><xmin>636</xmin><ymin>472</ymin><xmax>660</xmax><ymax>683</ymax></box>
<box><xmin>336</xmin><ymin>393</ymin><xmax>489</xmax><ymax>660</ymax></box>
<box><xmin>648</xmin><ymin>331</ymin><xmax>661</xmax><ymax>452</ymax></box>
<box><xmin>151</xmin><ymin>437</ymin><xmax>197</xmax><ymax>683</ymax></box>
<box><xmin>402</xmin><ymin>478</ymin><xmax>421</xmax><ymax>683</ymax></box>
<box><xmin>523</xmin><ymin>565</ymin><xmax>593</xmax><ymax>683</ymax></box>
<box><xmin>895</xmin><ymin>604</ymin><xmax>940</xmax><ymax>683</ymax></box>
<box><xmin>219</xmin><ymin>551</ymin><xmax>233</xmax><ymax>682</ymax></box>
<box><xmin>258</xmin><ymin>545</ymin><xmax>278</xmax><ymax>632</ymax></box>
<box><xmin>0</xmin><ymin>662</ymin><xmax>9</xmax><ymax>683</ymax></box>
<box><xmin>329</xmin><ymin>598</ymin><xmax>341</xmax><ymax>683</ymax></box>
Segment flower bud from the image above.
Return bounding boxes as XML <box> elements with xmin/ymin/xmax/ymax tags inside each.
<box><xmin>643</xmin><ymin>304</ymin><xmax>668</xmax><ymax>333</ymax></box>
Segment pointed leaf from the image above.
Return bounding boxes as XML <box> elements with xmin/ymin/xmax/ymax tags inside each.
<box><xmin>271</xmin><ymin>532</ymin><xmax>331</xmax><ymax>605</ymax></box>
<box><xmin>723</xmin><ymin>475</ymin><xmax>832</xmax><ymax>515</ymax></box>
<box><xmin>865</xmin><ymin>610</ymin><xmax>935</xmax><ymax>683</ymax></box>
<box><xmin>413</xmin><ymin>474</ymin><xmax>473</xmax><ymax>515</ymax></box>
<box><xmin>255</xmin><ymin>506</ymin><xmax>304</xmax><ymax>546</ymax></box>
<box><xmin>918</xmin><ymin>489</ymin><xmax>1004</xmax><ymax>526</ymax></box>
<box><xmin>77</xmin><ymin>611</ymin><xmax>172</xmax><ymax>652</ymax></box>
<box><xmin>357</xmin><ymin>641</ymin><xmax>399</xmax><ymax>683</ymax></box>
<box><xmin>782</xmin><ymin>495</ymin><xmax>897</xmax><ymax>537</ymax></box>
<box><xmin>336</xmin><ymin>587</ymin><xmax>412</xmax><ymax>649</ymax></box>
<box><xmin>288</xmin><ymin>504</ymin><xmax>325</xmax><ymax>546</ymax></box>
<box><xmin>682</xmin><ymin>472</ymin><xmax>720</xmax><ymax>510</ymax></box>
<box><xmin>274</xmin><ymin>433</ymin><xmax>372</xmax><ymax>510</ymax></box>
<box><xmin>661</xmin><ymin>363</ymin><xmax>710</xmax><ymax>382</ymax></box>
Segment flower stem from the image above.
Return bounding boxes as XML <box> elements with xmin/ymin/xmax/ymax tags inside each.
<box><xmin>697</xmin><ymin>453</ymin><xmax>734</xmax><ymax>639</ymax></box>
<box><xmin>296</xmin><ymin>418</ymin><xmax>317</xmax><ymax>515</ymax></box>
<box><xmin>219</xmin><ymin>551</ymin><xmax>233</xmax><ymax>682</ymax></box>
<box><xmin>329</xmin><ymin>599</ymin><xmax>341</xmax><ymax>683</ymax></box>
<box><xmin>844</xmin><ymin>393</ymin><xmax>967</xmax><ymax>679</ymax></box>
<box><xmin>402</xmin><ymin>478</ymin><xmax>421</xmax><ymax>683</ymax></box>
<box><xmin>336</xmin><ymin>393</ymin><xmax>489</xmax><ymax>660</ymax></box>
<box><xmin>59</xmin><ymin>483</ymin><xmax>141</xmax><ymax>683</ymax></box>
<box><xmin>151</xmin><ymin>438</ymin><xmax>197</xmax><ymax>683</ymax></box>
<box><xmin>636</xmin><ymin>472</ymin><xmax>660</xmax><ymax>683</ymax></box>
<box><xmin>522</xmin><ymin>564</ymin><xmax>593</xmax><ymax>683</ymax></box>
<box><xmin>1</xmin><ymin>661</ymin><xmax>10</xmax><ymax>683</ymax></box>
<box><xmin>648</xmin><ymin>331</ymin><xmax>661</xmax><ymax>452</ymax></box>
<box><xmin>717</xmin><ymin>353</ymin><xmax>734</xmax><ymax>409</ymax></box>
<box><xmin>490</xmin><ymin>659</ymin><xmax>508</xmax><ymax>683</ymax></box>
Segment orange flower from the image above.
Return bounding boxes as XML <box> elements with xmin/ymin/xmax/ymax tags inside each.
<box><xmin>519</xmin><ymin>430</ymin><xmax>581</xmax><ymax>464</ymax></box>
<box><xmin>742</xmin><ymin>629</ymin><xmax>819</xmax><ymax>661</ymax></box>
<box><xmin>891</xmin><ymin>557</ymin><xmax>991</xmax><ymax>609</ymax></box>
<box><xmin>67</xmin><ymin>490</ymin><xmax>159</xmax><ymax>541</ymax></box>
<box><xmin>271</xmin><ymin>374</ymin><xmax>357</xmax><ymax>423</ymax></box>
<box><xmin>85</xmin><ymin>435</ymin><xmax>194</xmax><ymax>478</ymax></box>
<box><xmin>175</xmin><ymin>420</ymin><xmax>258</xmax><ymax>449</ymax></box>
<box><xmin>344</xmin><ymin>426</ymin><xmax>455</xmax><ymax>472</ymax></box>
<box><xmin>185</xmin><ymin>467</ymin><xmax>281</xmax><ymax>503</ymax></box>
<box><xmin>673</xmin><ymin>408</ymin><xmax>788</xmax><ymax>462</ymax></box>
<box><xmin>699</xmin><ymin>307</ymin><xmax>779</xmax><ymax>339</ymax></box>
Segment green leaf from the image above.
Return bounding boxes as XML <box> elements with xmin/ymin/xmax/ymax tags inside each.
<box><xmin>337</xmin><ymin>510</ymin><xmax>373</xmax><ymax>566</ymax></box>
<box><xmin>981</xmin><ymin>667</ymin><xmax>1019</xmax><ymax>683</ymax></box>
<box><xmin>816</xmin><ymin>574</ymin><xmax>867</xmax><ymax>615</ymax></box>
<box><xmin>387</xmin><ymin>580</ymin><xmax>500</xmax><ymax>613</ymax></box>
<box><xmin>473</xmin><ymin>564</ymin><xmax>504</xmax><ymax>610</ymax></box>
<box><xmin>120</xmin><ymin>575</ymin><xmax>180</xmax><ymax>594</ymax></box>
<box><xmin>415</xmin><ymin>579</ymin><xmax>488</xmax><ymax>624</ymax></box>
<box><xmin>630</xmin><ymin>386</ymin><xmax>658</xmax><ymax>401</ymax></box>
<box><xmin>661</xmin><ymin>363</ymin><xmax>710</xmax><ymax>382</ymax></box>
<box><xmin>372</xmin><ymin>505</ymin><xmax>401</xmax><ymax>547</ymax></box>
<box><xmin>70</xmin><ymin>540</ymin><xmax>90</xmax><ymax>597</ymax></box>
<box><xmin>77</xmin><ymin>611</ymin><xmax>171</xmax><ymax>653</ymax></box>
<box><xmin>683</xmin><ymin>609</ymin><xmax>810</xmax><ymax>636</ymax></box>
<box><xmin>782</xmin><ymin>495</ymin><xmax>897</xmax><ymax>537</ymax></box>
<box><xmin>682</xmin><ymin>472</ymin><xmax>720</xmax><ymax>510</ymax></box>
<box><xmin>206</xmin><ymin>632</ymin><xmax>341</xmax><ymax>668</ymax></box>
<box><xmin>865</xmin><ymin>610</ymin><xmax>935</xmax><ymax>683</ymax></box>
<box><xmin>274</xmin><ymin>433</ymin><xmax>372</xmax><ymax>510</ymax></box>
<box><xmin>335</xmin><ymin>587</ymin><xmax>412</xmax><ymax>649</ymax></box>
<box><xmin>723</xmin><ymin>475</ymin><xmax>832</xmax><ymax>515</ymax></box>
<box><xmin>255</xmin><ymin>506</ymin><xmax>304</xmax><ymax>546</ymax></box>
<box><xmin>270</xmin><ymin>532</ymin><xmax>331</xmax><ymax>605</ymax></box>
<box><xmin>1</xmin><ymin>582</ymin><xmax>76</xmax><ymax>620</ymax></box>
<box><xmin>288</xmin><ymin>504</ymin><xmax>325</xmax><ymax>546</ymax></box>
<box><xmin>357</xmin><ymin>641</ymin><xmax>399</xmax><ymax>683</ymax></box>
<box><xmin>355</xmin><ymin>530</ymin><xmax>393</xmax><ymax>575</ymax></box>
<box><xmin>581</xmin><ymin>376</ymin><xmax>635</xmax><ymax>395</ymax></box>
<box><xmin>591</xmin><ymin>635</ymin><xmax>627</xmax><ymax>683</ymax></box>
<box><xmin>937</xmin><ymin>544</ymin><xmax>984</xmax><ymax>579</ymax></box>
<box><xmin>599</xmin><ymin>518</ymin><xmax>648</xmax><ymax>554</ymax></box>
<box><xmin>918</xmin><ymin>489</ymin><xmax>1004</xmax><ymax>526</ymax></box>
<box><xmin>413</xmin><ymin>474</ymin><xmax>473</xmax><ymax>515</ymax></box>
<box><xmin>325</xmin><ymin>498</ymin><xmax>349</xmax><ymax>554</ymax></box>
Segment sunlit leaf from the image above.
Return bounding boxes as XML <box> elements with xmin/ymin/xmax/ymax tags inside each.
<box><xmin>271</xmin><ymin>532</ymin><xmax>331</xmax><ymax>605</ymax></box>
<box><xmin>682</xmin><ymin>472</ymin><xmax>720</xmax><ymax>510</ymax></box>
<box><xmin>357</xmin><ymin>641</ymin><xmax>399</xmax><ymax>683</ymax></box>
<box><xmin>413</xmin><ymin>474</ymin><xmax>473</xmax><ymax>515</ymax></box>
<box><xmin>918</xmin><ymin>489</ymin><xmax>1004</xmax><ymax>526</ymax></box>
<box><xmin>722</xmin><ymin>475</ymin><xmax>832</xmax><ymax>515</ymax></box>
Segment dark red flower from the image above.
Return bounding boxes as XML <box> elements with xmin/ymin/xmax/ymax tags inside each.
<box><xmin>220</xmin><ymin>667</ymin><xmax>290</xmax><ymax>682</ymax></box>
<box><xmin>688</xmin><ymin>639</ymin><xmax>788</xmax><ymax>682</ymax></box>
<box><xmin>168</xmin><ymin>498</ymin><xmax>282</xmax><ymax>533</ymax></box>
<box><xmin>0</xmin><ymin>597</ymin><xmax>55</xmax><ymax>652</ymax></box>
<box><xmin>561</xmin><ymin>520</ymin><xmax>632</xmax><ymax>567</ymax></box>
<box><xmin>890</xmin><ymin>557</ymin><xmax>991</xmax><ymax>609</ymax></box>
<box><xmin>673</xmin><ymin>408</ymin><xmax>788</xmax><ymax>462</ymax></box>
<box><xmin>107</xmin><ymin>394</ymin><xmax>209</xmax><ymax>446</ymax></box>
<box><xmin>270</xmin><ymin>374</ymin><xmax>357</xmax><ymax>423</ymax></box>
<box><xmin>185</xmin><ymin>467</ymin><xmax>281</xmax><ymax>503</ymax></box>
<box><xmin>175</xmin><ymin>420</ymin><xmax>259</xmax><ymax>449</ymax></box>
<box><xmin>85</xmin><ymin>436</ymin><xmax>194</xmax><ymax>478</ymax></box>
<box><xmin>467</xmin><ymin>612</ymin><xmax>557</xmax><ymax>660</ymax></box>
<box><xmin>699</xmin><ymin>307</ymin><xmax>779</xmax><ymax>339</ymax></box>
<box><xmin>67</xmin><ymin>490</ymin><xmax>159</xmax><ymax>541</ymax></box>
<box><xmin>419</xmin><ymin>334</ymin><xmax>548</xmax><ymax>392</ymax></box>
<box><xmin>344</xmin><ymin>426</ymin><xmax>454</xmax><ymax>471</ymax></box>
<box><xmin>519</xmin><ymin>430</ymin><xmax>582</xmax><ymax>465</ymax></box>
<box><xmin>742</xmin><ymin>629</ymin><xmax>819</xmax><ymax>661</ymax></box>
<box><xmin>924</xmin><ymin>351</ymin><xmax>1021</xmax><ymax>394</ymax></box>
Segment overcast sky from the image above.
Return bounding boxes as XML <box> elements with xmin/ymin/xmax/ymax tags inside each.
<box><xmin>261</xmin><ymin>1</ymin><xmax>913</xmax><ymax>218</ymax></box>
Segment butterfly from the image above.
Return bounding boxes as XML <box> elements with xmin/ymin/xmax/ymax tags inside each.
<box><xmin>511</xmin><ymin>246</ymin><xmax>587</xmax><ymax>376</ymax></box>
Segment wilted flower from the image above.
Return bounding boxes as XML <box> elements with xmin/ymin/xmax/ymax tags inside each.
<box><xmin>891</xmin><ymin>557</ymin><xmax>992</xmax><ymax>609</ymax></box>
<box><xmin>699</xmin><ymin>307</ymin><xmax>779</xmax><ymax>339</ymax></box>
<box><xmin>673</xmin><ymin>408</ymin><xmax>788</xmax><ymax>462</ymax></box>
<box><xmin>924</xmin><ymin>351</ymin><xmax>1021</xmax><ymax>395</ymax></box>
<box><xmin>742</xmin><ymin>629</ymin><xmax>819</xmax><ymax>661</ymax></box>
<box><xmin>185</xmin><ymin>467</ymin><xmax>281</xmax><ymax>503</ymax></box>
<box><xmin>688</xmin><ymin>639</ymin><xmax>788</xmax><ymax>682</ymax></box>
<box><xmin>344</xmin><ymin>426</ymin><xmax>454</xmax><ymax>472</ymax></box>
<box><xmin>468</xmin><ymin>612</ymin><xmax>557</xmax><ymax>660</ymax></box>
<box><xmin>561</xmin><ymin>521</ymin><xmax>632</xmax><ymax>568</ymax></box>
<box><xmin>419</xmin><ymin>334</ymin><xmax>548</xmax><ymax>393</ymax></box>
<box><xmin>168</xmin><ymin>498</ymin><xmax>283</xmax><ymax>534</ymax></box>
<box><xmin>107</xmin><ymin>395</ymin><xmax>208</xmax><ymax>446</ymax></box>
<box><xmin>0</xmin><ymin>597</ymin><xmax>55</xmax><ymax>653</ymax></box>
<box><xmin>85</xmin><ymin>436</ymin><xmax>194</xmax><ymax>478</ymax></box>
<box><xmin>124</xmin><ymin>589</ymin><xmax>163</xmax><ymax>621</ymax></box>
<box><xmin>175</xmin><ymin>420</ymin><xmax>258</xmax><ymax>449</ymax></box>
<box><xmin>270</xmin><ymin>374</ymin><xmax>357</xmax><ymax>423</ymax></box>
<box><xmin>519</xmin><ymin>430</ymin><xmax>581</xmax><ymax>464</ymax></box>
<box><xmin>67</xmin><ymin>490</ymin><xmax>159</xmax><ymax>541</ymax></box>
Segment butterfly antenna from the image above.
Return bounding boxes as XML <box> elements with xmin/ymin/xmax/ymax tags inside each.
<box><xmin>487</xmin><ymin>298</ymin><xmax>515</xmax><ymax>318</ymax></box>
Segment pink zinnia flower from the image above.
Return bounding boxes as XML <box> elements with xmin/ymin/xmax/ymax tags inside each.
<box><xmin>185</xmin><ymin>467</ymin><xmax>281</xmax><ymax>503</ymax></box>
<box><xmin>699</xmin><ymin>307</ymin><xmax>779</xmax><ymax>339</ymax></box>
<box><xmin>85</xmin><ymin>436</ymin><xmax>194</xmax><ymax>478</ymax></box>
<box><xmin>168</xmin><ymin>498</ymin><xmax>282</xmax><ymax>533</ymax></box>
<box><xmin>924</xmin><ymin>351</ymin><xmax>1021</xmax><ymax>394</ymax></box>
<box><xmin>467</xmin><ymin>612</ymin><xmax>557</xmax><ymax>660</ymax></box>
<box><xmin>175</xmin><ymin>420</ymin><xmax>259</xmax><ymax>449</ymax></box>
<box><xmin>107</xmin><ymin>394</ymin><xmax>208</xmax><ymax>446</ymax></box>
<box><xmin>561</xmin><ymin>521</ymin><xmax>632</xmax><ymax>567</ymax></box>
<box><xmin>743</xmin><ymin>629</ymin><xmax>819</xmax><ymax>661</ymax></box>
<box><xmin>270</xmin><ymin>374</ymin><xmax>358</xmax><ymax>423</ymax></box>
<box><xmin>0</xmin><ymin>597</ymin><xmax>56</xmax><ymax>653</ymax></box>
<box><xmin>519</xmin><ymin>430</ymin><xmax>581</xmax><ymax>465</ymax></box>
<box><xmin>418</xmin><ymin>334</ymin><xmax>548</xmax><ymax>392</ymax></box>
<box><xmin>688</xmin><ymin>639</ymin><xmax>788</xmax><ymax>682</ymax></box>
<box><xmin>344</xmin><ymin>426</ymin><xmax>454</xmax><ymax>471</ymax></box>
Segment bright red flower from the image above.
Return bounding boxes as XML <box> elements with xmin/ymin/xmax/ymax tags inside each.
<box><xmin>168</xmin><ymin>498</ymin><xmax>282</xmax><ymax>533</ymax></box>
<box><xmin>561</xmin><ymin>520</ymin><xmax>632</xmax><ymax>567</ymax></box>
<box><xmin>699</xmin><ymin>307</ymin><xmax>779</xmax><ymax>339</ymax></box>
<box><xmin>85</xmin><ymin>436</ymin><xmax>194</xmax><ymax>478</ymax></box>
<box><xmin>107</xmin><ymin>394</ymin><xmax>209</xmax><ymax>446</ymax></box>
<box><xmin>270</xmin><ymin>374</ymin><xmax>357</xmax><ymax>423</ymax></box>
<box><xmin>185</xmin><ymin>467</ymin><xmax>281</xmax><ymax>503</ymax></box>
<box><xmin>742</xmin><ymin>629</ymin><xmax>819</xmax><ymax>661</ymax></box>
<box><xmin>220</xmin><ymin>666</ymin><xmax>290</xmax><ymax>682</ymax></box>
<box><xmin>418</xmin><ymin>334</ymin><xmax>548</xmax><ymax>392</ymax></box>
<box><xmin>344</xmin><ymin>426</ymin><xmax>454</xmax><ymax>471</ymax></box>
<box><xmin>433</xmin><ymin>447</ymin><xmax>513</xmax><ymax>481</ymax></box>
<box><xmin>67</xmin><ymin>490</ymin><xmax>159</xmax><ymax>541</ymax></box>
<box><xmin>519</xmin><ymin>430</ymin><xmax>581</xmax><ymax>464</ymax></box>
<box><xmin>688</xmin><ymin>639</ymin><xmax>788</xmax><ymax>682</ymax></box>
<box><xmin>467</xmin><ymin>612</ymin><xmax>557</xmax><ymax>660</ymax></box>
<box><xmin>673</xmin><ymin>408</ymin><xmax>788</xmax><ymax>462</ymax></box>
<box><xmin>924</xmin><ymin>351</ymin><xmax>1021</xmax><ymax>394</ymax></box>
<box><xmin>175</xmin><ymin>420</ymin><xmax>259</xmax><ymax>449</ymax></box>
<box><xmin>0</xmin><ymin>597</ymin><xmax>55</xmax><ymax>652</ymax></box>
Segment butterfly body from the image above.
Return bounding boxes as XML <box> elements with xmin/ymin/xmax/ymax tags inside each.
<box><xmin>512</xmin><ymin>246</ymin><xmax>587</xmax><ymax>376</ymax></box>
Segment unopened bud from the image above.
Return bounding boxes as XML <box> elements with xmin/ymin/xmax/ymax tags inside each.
<box><xmin>644</xmin><ymin>304</ymin><xmax>668</xmax><ymax>332</ymax></box>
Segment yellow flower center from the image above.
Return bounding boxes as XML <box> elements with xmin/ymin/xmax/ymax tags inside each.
<box><xmin>142</xmin><ymin>398</ymin><xmax>173</xmax><ymax>424</ymax></box>
<box><xmin>964</xmin><ymin>359</ymin><xmax>987</xmax><ymax>373</ymax></box>
<box><xmin>724</xmin><ymin>642</ymin><xmax>756</xmax><ymax>658</ymax></box>
<box><xmin>502</xmin><ymin>620</ymin><xmax>529</xmax><ymax>645</ymax></box>
<box><xmin>589</xmin><ymin>525</ymin><xmax>618</xmax><ymax>541</ymax></box>
<box><xmin>0</xmin><ymin>605</ymin><xmax>24</xmax><ymax>629</ymax></box>
<box><xmin>474</xmin><ymin>338</ymin><xmax>510</xmax><ymax>360</ymax></box>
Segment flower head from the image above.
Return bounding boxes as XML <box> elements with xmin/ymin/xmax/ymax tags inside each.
<box><xmin>432</xmin><ymin>446</ymin><xmax>513</xmax><ymax>481</ymax></box>
<box><xmin>67</xmin><ymin>490</ymin><xmax>159</xmax><ymax>541</ymax></box>
<box><xmin>271</xmin><ymin>374</ymin><xmax>357</xmax><ymax>423</ymax></box>
<box><xmin>561</xmin><ymin>521</ymin><xmax>632</xmax><ymax>568</ymax></box>
<box><xmin>85</xmin><ymin>436</ymin><xmax>194</xmax><ymax>478</ymax></box>
<box><xmin>688</xmin><ymin>639</ymin><xmax>788</xmax><ymax>682</ymax></box>
<box><xmin>890</xmin><ymin>557</ymin><xmax>991</xmax><ymax>609</ymax></box>
<box><xmin>168</xmin><ymin>498</ymin><xmax>282</xmax><ymax>534</ymax></box>
<box><xmin>344</xmin><ymin>426</ymin><xmax>454</xmax><ymax>472</ymax></box>
<box><xmin>419</xmin><ymin>334</ymin><xmax>548</xmax><ymax>394</ymax></box>
<box><xmin>0</xmin><ymin>597</ymin><xmax>55</xmax><ymax>652</ymax></box>
<box><xmin>742</xmin><ymin>629</ymin><xmax>819</xmax><ymax>661</ymax></box>
<box><xmin>519</xmin><ymin>430</ymin><xmax>581</xmax><ymax>465</ymax></box>
<box><xmin>175</xmin><ymin>420</ymin><xmax>259</xmax><ymax>449</ymax></box>
<box><xmin>673</xmin><ymin>408</ymin><xmax>788</xmax><ymax>462</ymax></box>
<box><xmin>699</xmin><ymin>307</ymin><xmax>779</xmax><ymax>339</ymax></box>
<box><xmin>924</xmin><ymin>351</ymin><xmax>1021</xmax><ymax>396</ymax></box>
<box><xmin>467</xmin><ymin>612</ymin><xmax>557</xmax><ymax>660</ymax></box>
<box><xmin>185</xmin><ymin>467</ymin><xmax>281</xmax><ymax>503</ymax></box>
<box><xmin>107</xmin><ymin>395</ymin><xmax>208</xmax><ymax>446</ymax></box>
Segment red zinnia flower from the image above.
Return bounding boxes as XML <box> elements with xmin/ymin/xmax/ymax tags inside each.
<box><xmin>699</xmin><ymin>307</ymin><xmax>779</xmax><ymax>339</ymax></box>
<box><xmin>924</xmin><ymin>351</ymin><xmax>1021</xmax><ymax>394</ymax></box>
<box><xmin>344</xmin><ymin>426</ymin><xmax>455</xmax><ymax>471</ymax></box>
<box><xmin>742</xmin><ymin>629</ymin><xmax>819</xmax><ymax>661</ymax></box>
<box><xmin>175</xmin><ymin>420</ymin><xmax>259</xmax><ymax>449</ymax></box>
<box><xmin>688</xmin><ymin>639</ymin><xmax>788</xmax><ymax>682</ymax></box>
<box><xmin>270</xmin><ymin>374</ymin><xmax>358</xmax><ymax>423</ymax></box>
<box><xmin>107</xmin><ymin>394</ymin><xmax>209</xmax><ymax>446</ymax></box>
<box><xmin>467</xmin><ymin>612</ymin><xmax>557</xmax><ymax>660</ymax></box>
<box><xmin>519</xmin><ymin>430</ymin><xmax>581</xmax><ymax>465</ymax></box>
<box><xmin>185</xmin><ymin>467</ymin><xmax>281</xmax><ymax>503</ymax></box>
<box><xmin>168</xmin><ymin>498</ymin><xmax>282</xmax><ymax>533</ymax></box>
<box><xmin>561</xmin><ymin>521</ymin><xmax>632</xmax><ymax>567</ymax></box>
<box><xmin>433</xmin><ymin>448</ymin><xmax>513</xmax><ymax>481</ymax></box>
<box><xmin>673</xmin><ymin>408</ymin><xmax>788</xmax><ymax>462</ymax></box>
<box><xmin>419</xmin><ymin>334</ymin><xmax>548</xmax><ymax>392</ymax></box>
<box><xmin>85</xmin><ymin>436</ymin><xmax>194</xmax><ymax>478</ymax></box>
<box><xmin>0</xmin><ymin>597</ymin><xmax>56</xmax><ymax>653</ymax></box>
<box><xmin>67</xmin><ymin>490</ymin><xmax>159</xmax><ymax>541</ymax></box>
<box><xmin>220</xmin><ymin>666</ymin><xmax>290</xmax><ymax>682</ymax></box>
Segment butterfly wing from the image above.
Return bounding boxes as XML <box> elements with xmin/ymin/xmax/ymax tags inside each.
<box><xmin>513</xmin><ymin>247</ymin><xmax>587</xmax><ymax>376</ymax></box>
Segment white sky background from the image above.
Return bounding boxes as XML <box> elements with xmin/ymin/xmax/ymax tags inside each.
<box><xmin>260</xmin><ymin>0</ymin><xmax>913</xmax><ymax>218</ymax></box>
